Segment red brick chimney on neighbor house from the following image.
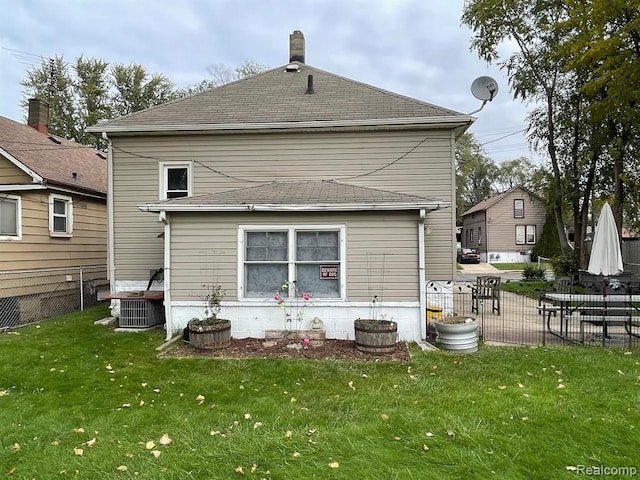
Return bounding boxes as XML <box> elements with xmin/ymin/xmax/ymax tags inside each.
<box><xmin>28</xmin><ymin>98</ymin><xmax>49</xmax><ymax>134</ymax></box>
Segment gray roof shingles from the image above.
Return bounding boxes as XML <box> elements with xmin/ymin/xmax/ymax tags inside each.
<box><xmin>92</xmin><ymin>62</ymin><xmax>464</xmax><ymax>131</ymax></box>
<box><xmin>142</xmin><ymin>180</ymin><xmax>447</xmax><ymax>211</ymax></box>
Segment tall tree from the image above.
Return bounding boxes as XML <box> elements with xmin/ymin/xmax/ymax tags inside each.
<box><xmin>462</xmin><ymin>0</ymin><xmax>574</xmax><ymax>255</ymax></box>
<box><xmin>21</xmin><ymin>55</ymin><xmax>176</xmax><ymax>148</ymax></box>
<box><xmin>455</xmin><ymin>132</ymin><xmax>498</xmax><ymax>223</ymax></box>
<box><xmin>560</xmin><ymin>1</ymin><xmax>640</xmax><ymax>234</ymax></box>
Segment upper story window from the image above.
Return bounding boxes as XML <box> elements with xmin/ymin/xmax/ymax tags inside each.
<box><xmin>49</xmin><ymin>193</ymin><xmax>73</xmax><ymax>237</ymax></box>
<box><xmin>514</xmin><ymin>199</ymin><xmax>524</xmax><ymax>218</ymax></box>
<box><xmin>0</xmin><ymin>195</ymin><xmax>21</xmax><ymax>240</ymax></box>
<box><xmin>160</xmin><ymin>162</ymin><xmax>192</xmax><ymax>199</ymax></box>
<box><xmin>478</xmin><ymin>226</ymin><xmax>482</xmax><ymax>245</ymax></box>
<box><xmin>240</xmin><ymin>225</ymin><xmax>345</xmax><ymax>300</ymax></box>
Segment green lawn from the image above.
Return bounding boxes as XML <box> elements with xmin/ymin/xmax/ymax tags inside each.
<box><xmin>1</xmin><ymin>305</ymin><xmax>639</xmax><ymax>479</ymax></box>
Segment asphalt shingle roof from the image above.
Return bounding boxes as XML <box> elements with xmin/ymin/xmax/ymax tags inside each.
<box><xmin>140</xmin><ymin>180</ymin><xmax>448</xmax><ymax>212</ymax></box>
<box><xmin>0</xmin><ymin>115</ymin><xmax>107</xmax><ymax>195</ymax></box>
<box><xmin>92</xmin><ymin>62</ymin><xmax>465</xmax><ymax>132</ymax></box>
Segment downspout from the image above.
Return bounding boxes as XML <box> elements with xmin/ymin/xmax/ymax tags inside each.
<box><xmin>102</xmin><ymin>132</ymin><xmax>116</xmax><ymax>295</ymax></box>
<box><xmin>418</xmin><ymin>209</ymin><xmax>427</xmax><ymax>340</ymax></box>
<box><xmin>159</xmin><ymin>211</ymin><xmax>172</xmax><ymax>341</ymax></box>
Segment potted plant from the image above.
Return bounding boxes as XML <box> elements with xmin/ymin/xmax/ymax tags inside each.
<box><xmin>433</xmin><ymin>314</ymin><xmax>478</xmax><ymax>353</ymax></box>
<box><xmin>187</xmin><ymin>284</ymin><xmax>231</xmax><ymax>350</ymax></box>
<box><xmin>353</xmin><ymin>296</ymin><xmax>398</xmax><ymax>354</ymax></box>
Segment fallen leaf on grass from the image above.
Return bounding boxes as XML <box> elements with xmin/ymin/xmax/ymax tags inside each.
<box><xmin>285</xmin><ymin>431</ymin><xmax>293</xmax><ymax>438</ymax></box>
<box><xmin>116</xmin><ymin>465</ymin><xmax>127</xmax><ymax>472</ymax></box>
<box><xmin>235</xmin><ymin>465</ymin><xmax>244</xmax><ymax>474</ymax></box>
<box><xmin>426</xmin><ymin>432</ymin><xmax>434</xmax><ymax>437</ymax></box>
<box><xmin>423</xmin><ymin>444</ymin><xmax>429</xmax><ymax>451</ymax></box>
<box><xmin>347</xmin><ymin>381</ymin><xmax>355</xmax><ymax>390</ymax></box>
<box><xmin>159</xmin><ymin>433</ymin><xmax>172</xmax><ymax>445</ymax></box>
<box><xmin>244</xmin><ymin>413</ymin><xmax>252</xmax><ymax>420</ymax></box>
<box><xmin>498</xmin><ymin>385</ymin><xmax>507</xmax><ymax>390</ymax></box>
<box><xmin>86</xmin><ymin>438</ymin><xmax>96</xmax><ymax>447</ymax></box>
<box><xmin>11</xmin><ymin>443</ymin><xmax>20</xmax><ymax>452</ymax></box>
<box><xmin>617</xmin><ymin>370</ymin><xmax>624</xmax><ymax>375</ymax></box>
<box><xmin>73</xmin><ymin>447</ymin><xmax>83</xmax><ymax>456</ymax></box>
<box><xmin>0</xmin><ymin>389</ymin><xmax>9</xmax><ymax>397</ymax></box>
<box><xmin>253</xmin><ymin>422</ymin><xmax>263</xmax><ymax>429</ymax></box>
<box><xmin>292</xmin><ymin>452</ymin><xmax>300</xmax><ymax>457</ymax></box>
<box><xmin>151</xmin><ymin>450</ymin><xmax>161</xmax><ymax>458</ymax></box>
<box><xmin>380</xmin><ymin>413</ymin><xmax>389</xmax><ymax>421</ymax></box>
<box><xmin>328</xmin><ymin>462</ymin><xmax>339</xmax><ymax>468</ymax></box>
<box><xmin>196</xmin><ymin>394</ymin><xmax>205</xmax><ymax>404</ymax></box>
<box><xmin>557</xmin><ymin>384</ymin><xmax>566</xmax><ymax>389</ymax></box>
<box><xmin>146</xmin><ymin>441</ymin><xmax>155</xmax><ymax>450</ymax></box>
<box><xmin>73</xmin><ymin>428</ymin><xmax>85</xmax><ymax>434</ymax></box>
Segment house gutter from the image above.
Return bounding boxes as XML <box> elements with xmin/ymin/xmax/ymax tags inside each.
<box><xmin>102</xmin><ymin>132</ymin><xmax>116</xmax><ymax>296</ymax></box>
<box><xmin>88</xmin><ymin>115</ymin><xmax>474</xmax><ymax>135</ymax></box>
<box><xmin>418</xmin><ymin>209</ymin><xmax>427</xmax><ymax>340</ymax></box>
<box><xmin>138</xmin><ymin>201</ymin><xmax>451</xmax><ymax>213</ymax></box>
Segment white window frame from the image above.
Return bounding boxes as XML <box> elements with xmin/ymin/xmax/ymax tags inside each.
<box><xmin>526</xmin><ymin>225</ymin><xmax>536</xmax><ymax>244</ymax></box>
<box><xmin>516</xmin><ymin>225</ymin><xmax>536</xmax><ymax>245</ymax></box>
<box><xmin>159</xmin><ymin>161</ymin><xmax>193</xmax><ymax>200</ymax></box>
<box><xmin>49</xmin><ymin>193</ymin><xmax>73</xmax><ymax>238</ymax></box>
<box><xmin>238</xmin><ymin>224</ymin><xmax>347</xmax><ymax>301</ymax></box>
<box><xmin>514</xmin><ymin>199</ymin><xmax>524</xmax><ymax>218</ymax></box>
<box><xmin>0</xmin><ymin>194</ymin><xmax>22</xmax><ymax>241</ymax></box>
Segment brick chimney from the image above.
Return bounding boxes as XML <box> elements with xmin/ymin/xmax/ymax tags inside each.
<box><xmin>289</xmin><ymin>30</ymin><xmax>305</xmax><ymax>63</ymax></box>
<box><xmin>28</xmin><ymin>98</ymin><xmax>49</xmax><ymax>134</ymax></box>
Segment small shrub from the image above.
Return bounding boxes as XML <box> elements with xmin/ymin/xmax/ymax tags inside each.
<box><xmin>522</xmin><ymin>264</ymin><xmax>547</xmax><ymax>281</ymax></box>
<box><xmin>550</xmin><ymin>251</ymin><xmax>579</xmax><ymax>279</ymax></box>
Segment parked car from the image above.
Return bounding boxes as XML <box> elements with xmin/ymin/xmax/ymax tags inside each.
<box><xmin>457</xmin><ymin>248</ymin><xmax>480</xmax><ymax>264</ymax></box>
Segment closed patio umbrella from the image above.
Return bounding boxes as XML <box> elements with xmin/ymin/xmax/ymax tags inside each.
<box><xmin>587</xmin><ymin>202</ymin><xmax>623</xmax><ymax>277</ymax></box>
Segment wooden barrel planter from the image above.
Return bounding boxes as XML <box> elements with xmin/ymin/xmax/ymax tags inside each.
<box><xmin>433</xmin><ymin>316</ymin><xmax>478</xmax><ymax>353</ymax></box>
<box><xmin>187</xmin><ymin>318</ymin><xmax>231</xmax><ymax>350</ymax></box>
<box><xmin>354</xmin><ymin>319</ymin><xmax>398</xmax><ymax>354</ymax></box>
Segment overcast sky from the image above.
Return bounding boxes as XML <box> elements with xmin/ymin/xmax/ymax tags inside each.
<box><xmin>0</xmin><ymin>0</ymin><xmax>537</xmax><ymax>163</ymax></box>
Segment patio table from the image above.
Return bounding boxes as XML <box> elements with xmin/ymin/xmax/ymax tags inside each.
<box><xmin>542</xmin><ymin>293</ymin><xmax>640</xmax><ymax>346</ymax></box>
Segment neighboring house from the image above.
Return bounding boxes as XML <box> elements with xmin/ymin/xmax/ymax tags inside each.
<box><xmin>460</xmin><ymin>185</ymin><xmax>546</xmax><ymax>263</ymax></box>
<box><xmin>0</xmin><ymin>99</ymin><xmax>108</xmax><ymax>327</ymax></box>
<box><xmin>87</xmin><ymin>31</ymin><xmax>473</xmax><ymax>341</ymax></box>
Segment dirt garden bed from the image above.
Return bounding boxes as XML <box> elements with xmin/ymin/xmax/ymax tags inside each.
<box><xmin>161</xmin><ymin>337</ymin><xmax>412</xmax><ymax>362</ymax></box>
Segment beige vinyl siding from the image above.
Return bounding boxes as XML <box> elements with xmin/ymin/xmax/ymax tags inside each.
<box><xmin>463</xmin><ymin>212</ymin><xmax>486</xmax><ymax>251</ymax></box>
<box><xmin>111</xmin><ymin>129</ymin><xmax>455</xmax><ymax>281</ymax></box>
<box><xmin>168</xmin><ymin>211</ymin><xmax>420</xmax><ymax>302</ymax></box>
<box><xmin>0</xmin><ymin>158</ymin><xmax>31</xmax><ymax>183</ymax></box>
<box><xmin>486</xmin><ymin>190</ymin><xmax>546</xmax><ymax>252</ymax></box>
<box><xmin>0</xmin><ymin>191</ymin><xmax>107</xmax><ymax>272</ymax></box>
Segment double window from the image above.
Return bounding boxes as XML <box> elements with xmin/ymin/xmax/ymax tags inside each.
<box><xmin>0</xmin><ymin>195</ymin><xmax>21</xmax><ymax>240</ymax></box>
<box><xmin>160</xmin><ymin>162</ymin><xmax>192</xmax><ymax>199</ymax></box>
<box><xmin>240</xmin><ymin>225</ymin><xmax>344</xmax><ymax>299</ymax></box>
<box><xmin>515</xmin><ymin>225</ymin><xmax>536</xmax><ymax>245</ymax></box>
<box><xmin>49</xmin><ymin>194</ymin><xmax>73</xmax><ymax>237</ymax></box>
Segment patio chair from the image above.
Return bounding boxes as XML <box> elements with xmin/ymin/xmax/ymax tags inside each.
<box><xmin>538</xmin><ymin>276</ymin><xmax>572</xmax><ymax>318</ymax></box>
<box><xmin>471</xmin><ymin>276</ymin><xmax>501</xmax><ymax>315</ymax></box>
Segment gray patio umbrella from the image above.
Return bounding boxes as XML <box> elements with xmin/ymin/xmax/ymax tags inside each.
<box><xmin>587</xmin><ymin>202</ymin><xmax>623</xmax><ymax>277</ymax></box>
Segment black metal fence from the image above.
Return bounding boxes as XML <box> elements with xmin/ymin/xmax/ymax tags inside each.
<box><xmin>426</xmin><ymin>283</ymin><xmax>640</xmax><ymax>348</ymax></box>
<box><xmin>0</xmin><ymin>265</ymin><xmax>108</xmax><ymax>330</ymax></box>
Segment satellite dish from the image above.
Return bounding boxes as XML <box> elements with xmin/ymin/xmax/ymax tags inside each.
<box><xmin>468</xmin><ymin>76</ymin><xmax>499</xmax><ymax>115</ymax></box>
<box><xmin>471</xmin><ymin>76</ymin><xmax>498</xmax><ymax>101</ymax></box>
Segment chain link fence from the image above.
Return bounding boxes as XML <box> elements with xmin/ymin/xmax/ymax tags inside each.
<box><xmin>0</xmin><ymin>265</ymin><xmax>108</xmax><ymax>330</ymax></box>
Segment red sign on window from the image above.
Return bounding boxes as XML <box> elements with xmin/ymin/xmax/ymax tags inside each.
<box><xmin>320</xmin><ymin>265</ymin><xmax>338</xmax><ymax>279</ymax></box>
